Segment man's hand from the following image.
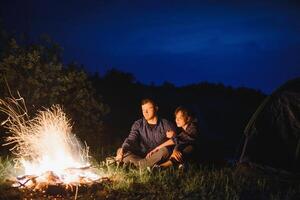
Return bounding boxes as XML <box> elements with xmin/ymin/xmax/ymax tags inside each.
<box><xmin>166</xmin><ymin>130</ymin><xmax>175</xmax><ymax>138</ymax></box>
<box><xmin>115</xmin><ymin>148</ymin><xmax>124</xmax><ymax>162</ymax></box>
<box><xmin>171</xmin><ymin>149</ymin><xmax>183</xmax><ymax>163</ymax></box>
<box><xmin>146</xmin><ymin>148</ymin><xmax>159</xmax><ymax>159</ymax></box>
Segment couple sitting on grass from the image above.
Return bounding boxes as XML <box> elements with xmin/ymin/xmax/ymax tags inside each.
<box><xmin>115</xmin><ymin>98</ymin><xmax>199</xmax><ymax>170</ymax></box>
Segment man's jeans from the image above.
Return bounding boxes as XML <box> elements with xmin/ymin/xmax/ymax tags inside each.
<box><xmin>121</xmin><ymin>147</ymin><xmax>171</xmax><ymax>168</ymax></box>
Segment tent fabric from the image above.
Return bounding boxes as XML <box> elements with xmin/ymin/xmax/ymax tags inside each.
<box><xmin>239</xmin><ymin>78</ymin><xmax>300</xmax><ymax>173</ymax></box>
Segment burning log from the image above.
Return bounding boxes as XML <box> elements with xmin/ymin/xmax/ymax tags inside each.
<box><xmin>17</xmin><ymin>176</ymin><xmax>112</xmax><ymax>199</ymax></box>
<box><xmin>65</xmin><ymin>165</ymin><xmax>91</xmax><ymax>171</ymax></box>
<box><xmin>13</xmin><ymin>166</ymin><xmax>105</xmax><ymax>188</ymax></box>
<box><xmin>14</xmin><ymin>175</ymin><xmax>38</xmax><ymax>188</ymax></box>
<box><xmin>12</xmin><ymin>169</ymin><xmax>113</xmax><ymax>199</ymax></box>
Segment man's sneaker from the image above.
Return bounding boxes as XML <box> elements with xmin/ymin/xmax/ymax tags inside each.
<box><xmin>178</xmin><ymin>164</ymin><xmax>186</xmax><ymax>172</ymax></box>
<box><xmin>146</xmin><ymin>166</ymin><xmax>152</xmax><ymax>173</ymax></box>
<box><xmin>147</xmin><ymin>164</ymin><xmax>161</xmax><ymax>173</ymax></box>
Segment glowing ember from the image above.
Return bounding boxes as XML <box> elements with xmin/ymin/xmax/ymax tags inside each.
<box><xmin>0</xmin><ymin>94</ymin><xmax>102</xmax><ymax>188</ymax></box>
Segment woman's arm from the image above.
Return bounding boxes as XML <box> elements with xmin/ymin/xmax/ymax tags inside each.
<box><xmin>157</xmin><ymin>138</ymin><xmax>175</xmax><ymax>149</ymax></box>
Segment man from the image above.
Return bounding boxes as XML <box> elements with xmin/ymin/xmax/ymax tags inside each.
<box><xmin>115</xmin><ymin>98</ymin><xmax>176</xmax><ymax>168</ymax></box>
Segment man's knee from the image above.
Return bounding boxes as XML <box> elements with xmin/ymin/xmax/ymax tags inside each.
<box><xmin>140</xmin><ymin>147</ymin><xmax>170</xmax><ymax>168</ymax></box>
<box><xmin>157</xmin><ymin>147</ymin><xmax>170</xmax><ymax>159</ymax></box>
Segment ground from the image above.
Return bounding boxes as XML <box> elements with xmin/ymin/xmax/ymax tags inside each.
<box><xmin>1</xmin><ymin>159</ymin><xmax>300</xmax><ymax>200</ymax></box>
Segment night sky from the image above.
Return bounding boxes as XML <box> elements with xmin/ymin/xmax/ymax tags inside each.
<box><xmin>1</xmin><ymin>0</ymin><xmax>300</xmax><ymax>93</ymax></box>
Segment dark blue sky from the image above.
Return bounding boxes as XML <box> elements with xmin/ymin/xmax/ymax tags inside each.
<box><xmin>1</xmin><ymin>0</ymin><xmax>300</xmax><ymax>93</ymax></box>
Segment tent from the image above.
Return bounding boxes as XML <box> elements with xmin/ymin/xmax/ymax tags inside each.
<box><xmin>238</xmin><ymin>77</ymin><xmax>300</xmax><ymax>175</ymax></box>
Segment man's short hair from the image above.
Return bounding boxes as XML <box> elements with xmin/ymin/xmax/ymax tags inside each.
<box><xmin>141</xmin><ymin>98</ymin><xmax>157</xmax><ymax>107</ymax></box>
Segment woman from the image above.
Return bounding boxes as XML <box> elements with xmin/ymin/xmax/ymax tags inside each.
<box><xmin>147</xmin><ymin>106</ymin><xmax>199</xmax><ymax>168</ymax></box>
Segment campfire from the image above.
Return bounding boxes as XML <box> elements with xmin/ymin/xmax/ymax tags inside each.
<box><xmin>0</xmin><ymin>94</ymin><xmax>109</xmax><ymax>196</ymax></box>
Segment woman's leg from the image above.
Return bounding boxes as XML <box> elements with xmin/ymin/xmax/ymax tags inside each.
<box><xmin>160</xmin><ymin>145</ymin><xmax>195</xmax><ymax>167</ymax></box>
<box><xmin>159</xmin><ymin>160</ymin><xmax>173</xmax><ymax>167</ymax></box>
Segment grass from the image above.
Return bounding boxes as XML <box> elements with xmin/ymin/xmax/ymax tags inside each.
<box><xmin>95</xmin><ymin>161</ymin><xmax>300</xmax><ymax>200</ymax></box>
<box><xmin>0</xmin><ymin>157</ymin><xmax>21</xmax><ymax>200</ymax></box>
<box><xmin>0</xmin><ymin>156</ymin><xmax>299</xmax><ymax>200</ymax></box>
